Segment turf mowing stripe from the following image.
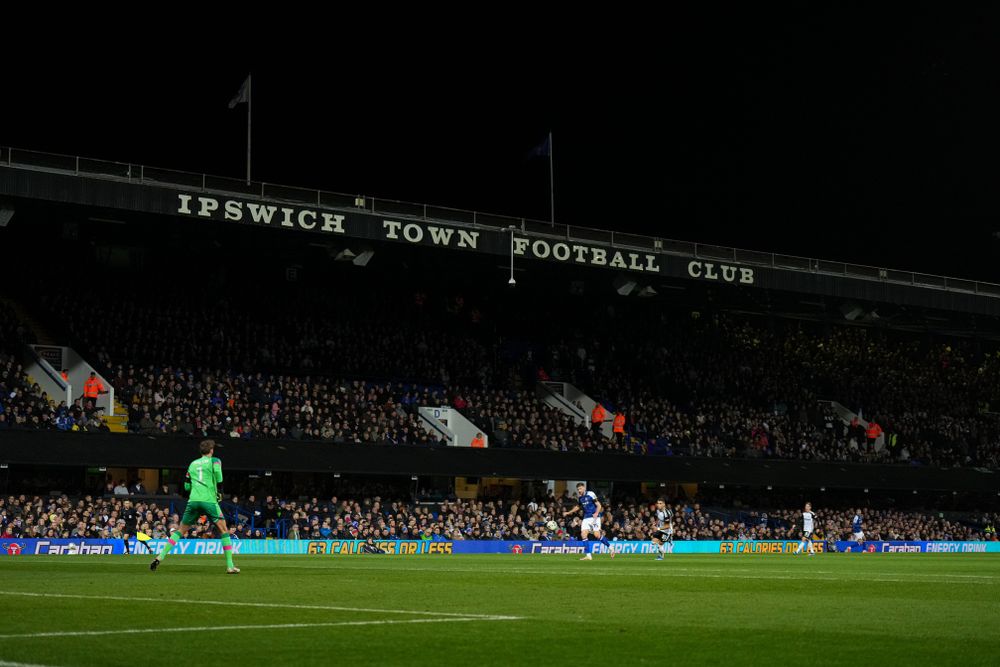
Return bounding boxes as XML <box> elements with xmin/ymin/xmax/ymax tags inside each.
<box><xmin>7</xmin><ymin>557</ymin><xmax>998</xmax><ymax>581</ymax></box>
<box><xmin>4</xmin><ymin>558</ymin><xmax>997</xmax><ymax>585</ymax></box>
<box><xmin>275</xmin><ymin>565</ymin><xmax>998</xmax><ymax>584</ymax></box>
<box><xmin>0</xmin><ymin>591</ymin><xmax>521</xmax><ymax>620</ymax></box>
<box><xmin>4</xmin><ymin>563</ymin><xmax>991</xmax><ymax>586</ymax></box>
<box><xmin>60</xmin><ymin>559</ymin><xmax>989</xmax><ymax>584</ymax></box>
<box><xmin>5</xmin><ymin>558</ymin><xmax>998</xmax><ymax>584</ymax></box>
<box><xmin>354</xmin><ymin>566</ymin><xmax>997</xmax><ymax>584</ymax></box>
<box><xmin>213</xmin><ymin>560</ymin><xmax>1000</xmax><ymax>580</ymax></box>
<box><xmin>0</xmin><ymin>618</ymin><xmax>496</xmax><ymax>640</ymax></box>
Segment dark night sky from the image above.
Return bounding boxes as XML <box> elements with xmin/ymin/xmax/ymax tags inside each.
<box><xmin>3</xmin><ymin>11</ymin><xmax>999</xmax><ymax>279</ymax></box>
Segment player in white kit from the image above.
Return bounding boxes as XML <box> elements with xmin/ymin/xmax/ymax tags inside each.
<box><xmin>795</xmin><ymin>502</ymin><xmax>817</xmax><ymax>555</ymax></box>
<box><xmin>650</xmin><ymin>498</ymin><xmax>674</xmax><ymax>560</ymax></box>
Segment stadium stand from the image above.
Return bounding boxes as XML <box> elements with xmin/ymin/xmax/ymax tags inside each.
<box><xmin>1</xmin><ymin>492</ymin><xmax>995</xmax><ymax>543</ymax></box>
<box><xmin>3</xmin><ymin>279</ymin><xmax>999</xmax><ymax>470</ymax></box>
<box><xmin>2</xmin><ymin>226</ymin><xmax>999</xmax><ymax>470</ymax></box>
<box><xmin>0</xmin><ymin>303</ymin><xmax>108</xmax><ymax>433</ymax></box>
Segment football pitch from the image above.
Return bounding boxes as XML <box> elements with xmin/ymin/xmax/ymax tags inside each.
<box><xmin>1</xmin><ymin>554</ymin><xmax>998</xmax><ymax>666</ymax></box>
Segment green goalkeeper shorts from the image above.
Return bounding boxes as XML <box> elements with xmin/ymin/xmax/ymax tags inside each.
<box><xmin>181</xmin><ymin>501</ymin><xmax>224</xmax><ymax>526</ymax></box>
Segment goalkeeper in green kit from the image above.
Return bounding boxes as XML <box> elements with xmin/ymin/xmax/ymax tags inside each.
<box><xmin>150</xmin><ymin>439</ymin><xmax>239</xmax><ymax>574</ymax></box>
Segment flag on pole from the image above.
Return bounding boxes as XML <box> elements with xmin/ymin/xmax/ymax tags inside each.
<box><xmin>527</xmin><ymin>134</ymin><xmax>552</xmax><ymax>158</ymax></box>
<box><xmin>228</xmin><ymin>76</ymin><xmax>250</xmax><ymax>109</ymax></box>
<box><xmin>228</xmin><ymin>74</ymin><xmax>253</xmax><ymax>184</ymax></box>
<box><xmin>527</xmin><ymin>132</ymin><xmax>555</xmax><ymax>225</ymax></box>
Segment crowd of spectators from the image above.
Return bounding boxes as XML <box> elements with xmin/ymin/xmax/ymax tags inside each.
<box><xmin>3</xmin><ymin>300</ymin><xmax>595</xmax><ymax>450</ymax></box>
<box><xmin>0</xmin><ymin>303</ymin><xmax>108</xmax><ymax>433</ymax></box>
<box><xmin>41</xmin><ymin>287</ymin><xmax>495</xmax><ymax>387</ymax></box>
<box><xmin>0</xmin><ymin>304</ymin><xmax>82</xmax><ymax>432</ymax></box>
<box><xmin>112</xmin><ymin>367</ymin><xmax>439</xmax><ymax>445</ymax></box>
<box><xmin>5</xmin><ymin>276</ymin><xmax>1000</xmax><ymax>470</ymax></box>
<box><xmin>560</xmin><ymin>312</ymin><xmax>1000</xmax><ymax>469</ymax></box>
<box><xmin>440</xmin><ymin>387</ymin><xmax>604</xmax><ymax>452</ymax></box>
<box><xmin>3</xmin><ymin>490</ymin><xmax>995</xmax><ymax>544</ymax></box>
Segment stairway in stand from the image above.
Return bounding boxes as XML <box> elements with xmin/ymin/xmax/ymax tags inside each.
<box><xmin>104</xmin><ymin>399</ymin><xmax>129</xmax><ymax>433</ymax></box>
<box><xmin>1</xmin><ymin>295</ymin><xmax>127</xmax><ymax>432</ymax></box>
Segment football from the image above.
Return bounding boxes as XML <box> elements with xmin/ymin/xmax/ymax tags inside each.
<box><xmin>545</xmin><ymin>520</ymin><xmax>558</xmax><ymax>532</ymax></box>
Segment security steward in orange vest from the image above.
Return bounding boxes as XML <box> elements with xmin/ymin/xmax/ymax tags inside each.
<box><xmin>591</xmin><ymin>404</ymin><xmax>607</xmax><ymax>436</ymax></box>
<box><xmin>471</xmin><ymin>432</ymin><xmax>486</xmax><ymax>448</ymax></box>
<box><xmin>612</xmin><ymin>411</ymin><xmax>626</xmax><ymax>446</ymax></box>
<box><xmin>82</xmin><ymin>371</ymin><xmax>107</xmax><ymax>413</ymax></box>
<box><xmin>866</xmin><ymin>419</ymin><xmax>882</xmax><ymax>449</ymax></box>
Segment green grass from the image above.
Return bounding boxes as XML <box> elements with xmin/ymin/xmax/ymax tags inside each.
<box><xmin>1</xmin><ymin>554</ymin><xmax>999</xmax><ymax>666</ymax></box>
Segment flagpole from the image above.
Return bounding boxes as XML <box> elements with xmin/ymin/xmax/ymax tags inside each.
<box><xmin>508</xmin><ymin>226</ymin><xmax>517</xmax><ymax>286</ymax></box>
<box><xmin>548</xmin><ymin>131</ymin><xmax>555</xmax><ymax>227</ymax></box>
<box><xmin>246</xmin><ymin>74</ymin><xmax>252</xmax><ymax>185</ymax></box>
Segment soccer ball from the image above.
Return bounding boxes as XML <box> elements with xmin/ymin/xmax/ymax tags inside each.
<box><xmin>546</xmin><ymin>520</ymin><xmax>558</xmax><ymax>532</ymax></box>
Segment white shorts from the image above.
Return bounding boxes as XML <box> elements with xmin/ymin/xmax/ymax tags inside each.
<box><xmin>853</xmin><ymin>532</ymin><xmax>865</xmax><ymax>541</ymax></box>
<box><xmin>581</xmin><ymin>517</ymin><xmax>602</xmax><ymax>534</ymax></box>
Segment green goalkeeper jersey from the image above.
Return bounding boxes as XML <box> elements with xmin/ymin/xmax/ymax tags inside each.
<box><xmin>185</xmin><ymin>455</ymin><xmax>223</xmax><ymax>503</ymax></box>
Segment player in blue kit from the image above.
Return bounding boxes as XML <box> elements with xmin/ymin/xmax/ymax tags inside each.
<box><xmin>851</xmin><ymin>509</ymin><xmax>865</xmax><ymax>549</ymax></box>
<box><xmin>563</xmin><ymin>483</ymin><xmax>615</xmax><ymax>560</ymax></box>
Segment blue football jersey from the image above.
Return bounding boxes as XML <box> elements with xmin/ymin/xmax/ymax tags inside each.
<box><xmin>579</xmin><ymin>491</ymin><xmax>600</xmax><ymax>516</ymax></box>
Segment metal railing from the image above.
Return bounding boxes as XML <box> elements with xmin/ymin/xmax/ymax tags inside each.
<box><xmin>27</xmin><ymin>346</ymin><xmax>72</xmax><ymax>408</ymax></box>
<box><xmin>3</xmin><ymin>145</ymin><xmax>999</xmax><ymax>298</ymax></box>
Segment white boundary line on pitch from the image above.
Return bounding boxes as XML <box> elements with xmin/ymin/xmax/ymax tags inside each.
<box><xmin>0</xmin><ymin>618</ymin><xmax>488</xmax><ymax>640</ymax></box>
<box><xmin>0</xmin><ymin>661</ymin><xmax>65</xmax><ymax>667</ymax></box>
<box><xmin>0</xmin><ymin>591</ymin><xmax>521</xmax><ymax>620</ymax></box>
